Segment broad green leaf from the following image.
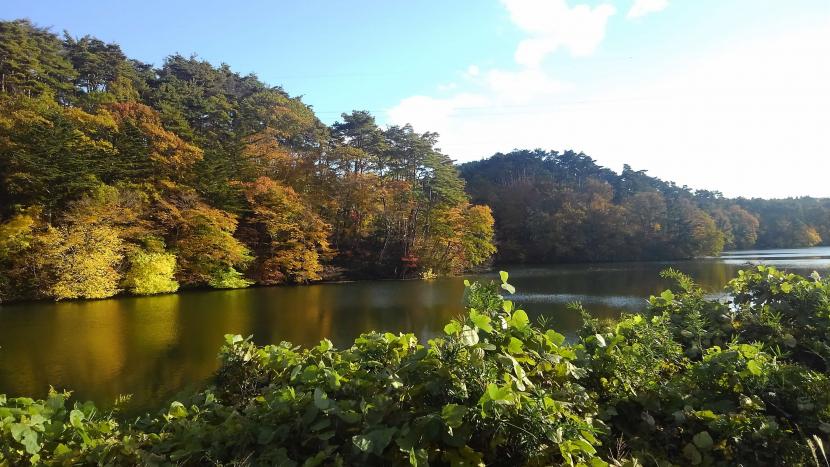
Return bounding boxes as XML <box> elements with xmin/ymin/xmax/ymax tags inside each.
<box><xmin>336</xmin><ymin>410</ymin><xmax>361</xmax><ymax>424</ymax></box>
<box><xmin>460</xmin><ymin>325</ymin><xmax>479</xmax><ymax>346</ymax></box>
<box><xmin>738</xmin><ymin>344</ymin><xmax>759</xmax><ymax>358</ymax></box>
<box><xmin>224</xmin><ymin>334</ymin><xmax>243</xmax><ymax>345</ymax></box>
<box><xmin>746</xmin><ymin>359</ymin><xmax>762</xmax><ymax>376</ymax></box>
<box><xmin>484</xmin><ymin>383</ymin><xmax>513</xmax><ymax>404</ymax></box>
<box><xmin>545</xmin><ymin>330</ymin><xmax>565</xmax><ymax>346</ymax></box>
<box><xmin>441</xmin><ymin>403</ymin><xmax>468</xmax><ymax>428</ymax></box>
<box><xmin>316</xmin><ymin>338</ymin><xmax>333</xmax><ymax>352</ymax></box>
<box><xmin>313</xmin><ymin>388</ymin><xmax>333</xmax><ymax>411</ymax></box>
<box><xmin>46</xmin><ymin>392</ymin><xmax>64</xmax><ymax>410</ymax></box>
<box><xmin>507</xmin><ymin>337</ymin><xmax>524</xmax><ymax>354</ymax></box>
<box><xmin>499</xmin><ymin>271</ymin><xmax>508</xmax><ymax>283</ymax></box>
<box><xmin>29</xmin><ymin>414</ymin><xmax>46</xmax><ymax>426</ymax></box>
<box><xmin>353</xmin><ymin>427</ymin><xmax>396</xmax><ymax>455</ymax></box>
<box><xmin>693</xmin><ymin>431</ymin><xmax>714</xmax><ymax>451</ymax></box>
<box><xmin>683</xmin><ymin>443</ymin><xmax>703</xmax><ymax>465</ymax></box>
<box><xmin>469</xmin><ymin>309</ymin><xmax>493</xmax><ymax>333</ymax></box>
<box><xmin>444</xmin><ymin>321</ymin><xmax>462</xmax><ymax>335</ymax></box>
<box><xmin>69</xmin><ymin>409</ymin><xmax>85</xmax><ymax>427</ymax></box>
<box><xmin>167</xmin><ymin>402</ymin><xmax>187</xmax><ymax>419</ymax></box>
<box><xmin>21</xmin><ymin>430</ymin><xmax>40</xmax><ymax>455</ymax></box>
<box><xmin>501</xmin><ymin>283</ymin><xmax>516</xmax><ymax>294</ymax></box>
<box><xmin>10</xmin><ymin>423</ymin><xmax>27</xmax><ymax>441</ymax></box>
<box><xmin>508</xmin><ymin>310</ymin><xmax>530</xmax><ymax>331</ymax></box>
<box><xmin>53</xmin><ymin>443</ymin><xmax>71</xmax><ymax>457</ymax></box>
<box><xmin>571</xmin><ymin>438</ymin><xmax>597</xmax><ymax>455</ymax></box>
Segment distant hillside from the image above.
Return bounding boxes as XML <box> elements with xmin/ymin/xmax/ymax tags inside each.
<box><xmin>461</xmin><ymin>149</ymin><xmax>829</xmax><ymax>263</ymax></box>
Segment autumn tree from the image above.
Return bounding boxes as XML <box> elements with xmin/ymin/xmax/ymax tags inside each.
<box><xmin>122</xmin><ymin>243</ymin><xmax>179</xmax><ymax>295</ymax></box>
<box><xmin>239</xmin><ymin>177</ymin><xmax>331</xmax><ymax>284</ymax></box>
<box><xmin>36</xmin><ymin>222</ymin><xmax>124</xmax><ymax>300</ymax></box>
<box><xmin>153</xmin><ymin>182</ymin><xmax>252</xmax><ymax>289</ymax></box>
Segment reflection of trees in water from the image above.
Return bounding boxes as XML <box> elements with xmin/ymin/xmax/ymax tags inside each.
<box><xmin>0</xmin><ymin>297</ymin><xmax>132</xmax><ymax>402</ymax></box>
<box><xmin>3</xmin><ymin>253</ymin><xmax>830</xmax><ymax>410</ymax></box>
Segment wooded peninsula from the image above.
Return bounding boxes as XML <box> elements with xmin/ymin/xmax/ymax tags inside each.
<box><xmin>1</xmin><ymin>19</ymin><xmax>828</xmax><ymax>303</ymax></box>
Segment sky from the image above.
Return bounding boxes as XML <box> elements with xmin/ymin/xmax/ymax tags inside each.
<box><xmin>3</xmin><ymin>0</ymin><xmax>829</xmax><ymax>198</ymax></box>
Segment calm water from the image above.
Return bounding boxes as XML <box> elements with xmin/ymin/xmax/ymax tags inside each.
<box><xmin>2</xmin><ymin>247</ymin><xmax>830</xmax><ymax>411</ymax></box>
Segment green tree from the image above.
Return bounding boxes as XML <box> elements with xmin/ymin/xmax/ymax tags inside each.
<box><xmin>0</xmin><ymin>20</ymin><xmax>76</xmax><ymax>98</ymax></box>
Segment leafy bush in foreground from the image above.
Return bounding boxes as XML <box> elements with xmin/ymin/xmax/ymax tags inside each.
<box><xmin>580</xmin><ymin>267</ymin><xmax>830</xmax><ymax>465</ymax></box>
<box><xmin>2</xmin><ymin>267</ymin><xmax>830</xmax><ymax>466</ymax></box>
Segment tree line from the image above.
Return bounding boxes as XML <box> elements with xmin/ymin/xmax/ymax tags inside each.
<box><xmin>2</xmin><ymin>19</ymin><xmax>828</xmax><ymax>302</ymax></box>
<box><xmin>460</xmin><ymin>149</ymin><xmax>830</xmax><ymax>263</ymax></box>
<box><xmin>0</xmin><ymin>20</ymin><xmax>495</xmax><ymax>302</ymax></box>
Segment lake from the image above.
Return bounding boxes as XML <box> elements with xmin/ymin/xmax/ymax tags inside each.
<box><xmin>2</xmin><ymin>247</ymin><xmax>830</xmax><ymax>412</ymax></box>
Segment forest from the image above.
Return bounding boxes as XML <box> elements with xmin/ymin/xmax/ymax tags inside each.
<box><xmin>2</xmin><ymin>19</ymin><xmax>829</xmax><ymax>303</ymax></box>
<box><xmin>461</xmin><ymin>150</ymin><xmax>830</xmax><ymax>263</ymax></box>
<box><xmin>0</xmin><ymin>20</ymin><xmax>496</xmax><ymax>302</ymax></box>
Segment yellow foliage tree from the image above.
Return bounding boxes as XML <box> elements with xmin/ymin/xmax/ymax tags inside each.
<box><xmin>154</xmin><ymin>182</ymin><xmax>252</xmax><ymax>288</ymax></box>
<box><xmin>240</xmin><ymin>176</ymin><xmax>331</xmax><ymax>284</ymax></box>
<box><xmin>122</xmin><ymin>246</ymin><xmax>179</xmax><ymax>295</ymax></box>
<box><xmin>461</xmin><ymin>204</ymin><xmax>497</xmax><ymax>268</ymax></box>
<box><xmin>0</xmin><ymin>208</ymin><xmax>39</xmax><ymax>302</ymax></box>
<box><xmin>35</xmin><ymin>223</ymin><xmax>124</xmax><ymax>300</ymax></box>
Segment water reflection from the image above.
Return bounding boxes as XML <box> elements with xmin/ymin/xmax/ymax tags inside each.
<box><xmin>1</xmin><ymin>248</ymin><xmax>829</xmax><ymax>411</ymax></box>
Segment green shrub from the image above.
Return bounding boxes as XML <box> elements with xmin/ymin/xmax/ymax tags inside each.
<box><xmin>579</xmin><ymin>266</ymin><xmax>830</xmax><ymax>465</ymax></box>
<box><xmin>2</xmin><ymin>267</ymin><xmax>830</xmax><ymax>465</ymax></box>
<box><xmin>208</xmin><ymin>266</ymin><xmax>253</xmax><ymax>289</ymax></box>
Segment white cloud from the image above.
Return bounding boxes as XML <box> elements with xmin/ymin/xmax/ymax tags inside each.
<box><xmin>627</xmin><ymin>0</ymin><xmax>668</xmax><ymax>19</ymax></box>
<box><xmin>485</xmin><ymin>68</ymin><xmax>566</xmax><ymax>102</ymax></box>
<box><xmin>501</xmin><ymin>0</ymin><xmax>616</xmax><ymax>65</ymax></box>
<box><xmin>387</xmin><ymin>21</ymin><xmax>830</xmax><ymax>198</ymax></box>
<box><xmin>387</xmin><ymin>68</ymin><xmax>567</xmax><ymax>139</ymax></box>
<box><xmin>387</xmin><ymin>93</ymin><xmax>490</xmax><ymax>134</ymax></box>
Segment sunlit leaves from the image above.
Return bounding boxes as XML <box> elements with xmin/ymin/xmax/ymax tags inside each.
<box><xmin>508</xmin><ymin>309</ymin><xmax>530</xmax><ymax>331</ymax></box>
<box><xmin>469</xmin><ymin>309</ymin><xmax>493</xmax><ymax>333</ymax></box>
<box><xmin>166</xmin><ymin>401</ymin><xmax>187</xmax><ymax>419</ymax></box>
<box><xmin>108</xmin><ymin>102</ymin><xmax>203</xmax><ymax>173</ymax></box>
<box><xmin>239</xmin><ymin>176</ymin><xmax>331</xmax><ymax>284</ymax></box>
<box><xmin>122</xmin><ymin>247</ymin><xmax>179</xmax><ymax>295</ymax></box>
<box><xmin>7</xmin><ymin>269</ymin><xmax>830</xmax><ymax>465</ymax></box>
<box><xmin>460</xmin><ymin>325</ymin><xmax>479</xmax><ymax>346</ymax></box>
<box><xmin>507</xmin><ymin>337</ymin><xmax>524</xmax><ymax>354</ymax></box>
<box><xmin>444</xmin><ymin>320</ymin><xmax>462</xmax><ymax>335</ymax></box>
<box><xmin>0</xmin><ymin>19</ymin><xmax>500</xmax><ymax>303</ymax></box>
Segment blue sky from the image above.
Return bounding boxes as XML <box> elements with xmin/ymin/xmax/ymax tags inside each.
<box><xmin>3</xmin><ymin>0</ymin><xmax>829</xmax><ymax>198</ymax></box>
